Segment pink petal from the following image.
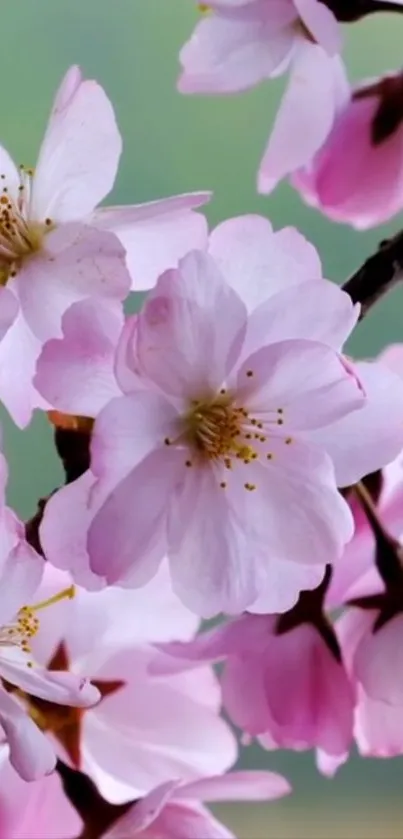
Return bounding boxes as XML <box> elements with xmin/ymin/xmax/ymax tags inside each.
<box><xmin>0</xmin><ymin>287</ymin><xmax>18</xmax><ymax>342</ymax></box>
<box><xmin>136</xmin><ymin>251</ymin><xmax>247</xmax><ymax>397</ymax></box>
<box><xmin>294</xmin><ymin>0</ymin><xmax>341</xmax><ymax>54</ymax></box>
<box><xmin>243</xmin><ymin>279</ymin><xmax>359</xmax><ymax>358</ymax></box>
<box><xmin>208</xmin><ymin>215</ymin><xmax>322</xmax><ymax>311</ymax></box>
<box><xmin>168</xmin><ymin>466</ymin><xmax>261</xmax><ymax>616</ymax></box>
<box><xmin>258</xmin><ymin>46</ymin><xmax>349</xmax><ymax>192</ymax></box>
<box><xmin>91</xmin><ymin>391</ymin><xmax>180</xmax><ymax>487</ymax></box>
<box><xmin>248</xmin><ymin>559</ymin><xmax>325</xmax><ymax>614</ymax></box>
<box><xmin>0</xmin><ymin>145</ymin><xmax>23</xmax><ymax>201</ymax></box>
<box><xmin>31</xmin><ymin>67</ymin><xmax>122</xmax><ymax>221</ymax></box>
<box><xmin>105</xmin><ymin>781</ymin><xmax>179</xmax><ymax>835</ymax></box>
<box><xmin>260</xmin><ymin>625</ymin><xmax>354</xmax><ymax>757</ymax></box>
<box><xmin>88</xmin><ymin>446</ymin><xmax>186</xmax><ymax>586</ymax></box>
<box><xmin>305</xmin><ymin>360</ymin><xmax>403</xmax><ymax>486</ymax></box>
<box><xmin>237</xmin><ymin>339</ymin><xmax>364</xmax><ymax>430</ymax></box>
<box><xmin>107</xmin><ymin>794</ymin><xmax>234</xmax><ymax>839</ymax></box>
<box><xmin>0</xmin><ymin>536</ymin><xmax>43</xmax><ymax>626</ymax></box>
<box><xmin>179</xmin><ymin>770</ymin><xmax>291</xmax><ymax>802</ymax></box>
<box><xmin>39</xmin><ymin>471</ymin><xmax>105</xmax><ymax>589</ymax></box>
<box><xmin>293</xmin><ymin>89</ymin><xmax>403</xmax><ymax>228</ymax></box>
<box><xmin>0</xmin><ymin>312</ymin><xmax>46</xmax><ymax>428</ymax></box>
<box><xmin>0</xmin><ymin>649</ymin><xmax>100</xmax><ymax>708</ymax></box>
<box><xmin>17</xmin><ymin>224</ymin><xmax>130</xmax><ymax>342</ymax></box>
<box><xmin>35</xmin><ymin>298</ymin><xmax>123</xmax><ymax>416</ymax></box>
<box><xmin>354</xmin><ymin>614</ymin><xmax>403</xmax><ymax>705</ymax></box>
<box><xmin>242</xmin><ymin>442</ymin><xmax>353</xmax><ymax>566</ymax></box>
<box><xmin>178</xmin><ymin>5</ymin><xmax>296</xmax><ymax>94</ymax></box>
<box><xmin>92</xmin><ymin>194</ymin><xmax>210</xmax><ymax>291</ymax></box>
<box><xmin>0</xmin><ymin>762</ymin><xmax>82</xmax><ymax>839</ymax></box>
<box><xmin>0</xmin><ymin>688</ymin><xmax>55</xmax><ymax>781</ymax></box>
<box><xmin>114</xmin><ymin>315</ymin><xmax>144</xmax><ymax>394</ymax></box>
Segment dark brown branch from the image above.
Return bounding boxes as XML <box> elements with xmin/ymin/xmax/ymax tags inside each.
<box><xmin>324</xmin><ymin>0</ymin><xmax>403</xmax><ymax>22</ymax></box>
<box><xmin>342</xmin><ymin>230</ymin><xmax>403</xmax><ymax>318</ymax></box>
<box><xmin>56</xmin><ymin>760</ymin><xmax>133</xmax><ymax>839</ymax></box>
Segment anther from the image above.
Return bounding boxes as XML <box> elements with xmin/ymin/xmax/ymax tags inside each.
<box><xmin>220</xmin><ymin>481</ymin><xmax>227</xmax><ymax>489</ymax></box>
<box><xmin>285</xmin><ymin>437</ymin><xmax>293</xmax><ymax>444</ymax></box>
<box><xmin>246</xmin><ymin>370</ymin><xmax>253</xmax><ymax>377</ymax></box>
<box><xmin>266</xmin><ymin>453</ymin><xmax>273</xmax><ymax>460</ymax></box>
<box><xmin>185</xmin><ymin>460</ymin><xmax>192</xmax><ymax>467</ymax></box>
<box><xmin>164</xmin><ymin>437</ymin><xmax>171</xmax><ymax>446</ymax></box>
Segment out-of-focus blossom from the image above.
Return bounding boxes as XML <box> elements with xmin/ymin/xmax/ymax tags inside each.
<box><xmin>106</xmin><ymin>771</ymin><xmax>291</xmax><ymax>839</ymax></box>
<box><xmin>179</xmin><ymin>1</ymin><xmax>348</xmax><ymax>191</ymax></box>
<box><xmin>27</xmin><ymin>564</ymin><xmax>236</xmax><ymax>803</ymax></box>
<box><xmin>154</xmin><ymin>611</ymin><xmax>354</xmax><ymax>776</ymax></box>
<box><xmin>293</xmin><ymin>70</ymin><xmax>403</xmax><ymax>228</ymax></box>
<box><xmin>0</xmin><ymin>65</ymin><xmax>209</xmax><ymax>426</ymax></box>
<box><xmin>338</xmin><ymin>605</ymin><xmax>403</xmax><ymax>758</ymax></box>
<box><xmin>0</xmin><ymin>454</ymin><xmax>99</xmax><ymax>781</ymax></box>
<box><xmin>38</xmin><ymin>216</ymin><xmax>403</xmax><ymax>616</ymax></box>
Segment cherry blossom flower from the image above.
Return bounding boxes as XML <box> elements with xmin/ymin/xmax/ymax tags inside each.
<box><xmin>338</xmin><ymin>605</ymin><xmax>403</xmax><ymax>759</ymax></box>
<box><xmin>0</xmin><ymin>65</ymin><xmax>209</xmax><ymax>427</ymax></box>
<box><xmin>179</xmin><ymin>1</ymin><xmax>348</xmax><ymax>191</ymax></box>
<box><xmin>293</xmin><ymin>70</ymin><xmax>403</xmax><ymax>228</ymax></box>
<box><xmin>106</xmin><ymin>771</ymin><xmax>291</xmax><ymax>839</ymax></box>
<box><xmin>154</xmin><ymin>610</ymin><xmax>354</xmax><ymax>776</ymax></box>
<box><xmin>38</xmin><ymin>216</ymin><xmax>403</xmax><ymax>616</ymax></box>
<box><xmin>26</xmin><ymin>564</ymin><xmax>236</xmax><ymax>803</ymax></box>
<box><xmin>0</xmin><ymin>453</ymin><xmax>99</xmax><ymax>781</ymax></box>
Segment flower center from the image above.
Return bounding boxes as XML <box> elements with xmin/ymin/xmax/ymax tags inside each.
<box><xmin>0</xmin><ymin>165</ymin><xmax>53</xmax><ymax>286</ymax></box>
<box><xmin>0</xmin><ymin>585</ymin><xmax>75</xmax><ymax>667</ymax></box>
<box><xmin>183</xmin><ymin>393</ymin><xmax>258</xmax><ymax>465</ymax></box>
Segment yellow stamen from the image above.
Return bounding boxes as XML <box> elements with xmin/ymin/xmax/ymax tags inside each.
<box><xmin>30</xmin><ymin>585</ymin><xmax>75</xmax><ymax>612</ymax></box>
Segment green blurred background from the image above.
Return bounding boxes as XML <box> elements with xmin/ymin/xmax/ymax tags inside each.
<box><xmin>1</xmin><ymin>1</ymin><xmax>403</xmax><ymax>835</ymax></box>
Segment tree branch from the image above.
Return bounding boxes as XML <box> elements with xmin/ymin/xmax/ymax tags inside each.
<box><xmin>56</xmin><ymin>760</ymin><xmax>133</xmax><ymax>839</ymax></box>
<box><xmin>342</xmin><ymin>229</ymin><xmax>403</xmax><ymax>318</ymax></box>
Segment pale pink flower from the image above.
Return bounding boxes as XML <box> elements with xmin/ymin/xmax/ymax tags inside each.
<box><xmin>293</xmin><ymin>71</ymin><xmax>403</xmax><ymax>227</ymax></box>
<box><xmin>338</xmin><ymin>606</ymin><xmax>403</xmax><ymax>758</ymax></box>
<box><xmin>27</xmin><ymin>564</ymin><xmax>237</xmax><ymax>803</ymax></box>
<box><xmin>154</xmin><ymin>611</ymin><xmax>354</xmax><ymax>776</ymax></box>
<box><xmin>106</xmin><ymin>771</ymin><xmax>291</xmax><ymax>839</ymax></box>
<box><xmin>0</xmin><ymin>758</ymin><xmax>81</xmax><ymax>839</ymax></box>
<box><xmin>179</xmin><ymin>1</ymin><xmax>347</xmax><ymax>191</ymax></box>
<box><xmin>0</xmin><ymin>455</ymin><xmax>99</xmax><ymax>781</ymax></box>
<box><xmin>0</xmin><ymin>65</ymin><xmax>209</xmax><ymax>426</ymax></box>
<box><xmin>39</xmin><ymin>217</ymin><xmax>403</xmax><ymax>616</ymax></box>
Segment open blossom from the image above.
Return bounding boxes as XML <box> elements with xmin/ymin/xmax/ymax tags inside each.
<box><xmin>26</xmin><ymin>564</ymin><xmax>236</xmax><ymax>803</ymax></box>
<box><xmin>154</xmin><ymin>611</ymin><xmax>354</xmax><ymax>776</ymax></box>
<box><xmin>0</xmin><ymin>454</ymin><xmax>99</xmax><ymax>781</ymax></box>
<box><xmin>38</xmin><ymin>215</ymin><xmax>403</xmax><ymax>616</ymax></box>
<box><xmin>293</xmin><ymin>70</ymin><xmax>403</xmax><ymax>228</ymax></box>
<box><xmin>0</xmin><ymin>65</ymin><xmax>209</xmax><ymax>427</ymax></box>
<box><xmin>106</xmin><ymin>771</ymin><xmax>291</xmax><ymax>839</ymax></box>
<box><xmin>179</xmin><ymin>1</ymin><xmax>349</xmax><ymax>191</ymax></box>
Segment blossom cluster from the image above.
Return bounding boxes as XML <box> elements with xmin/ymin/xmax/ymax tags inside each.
<box><xmin>0</xmin><ymin>2</ymin><xmax>403</xmax><ymax>834</ymax></box>
<box><xmin>179</xmin><ymin>0</ymin><xmax>403</xmax><ymax>227</ymax></box>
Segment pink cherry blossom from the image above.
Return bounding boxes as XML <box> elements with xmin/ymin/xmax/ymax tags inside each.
<box><xmin>179</xmin><ymin>1</ymin><xmax>346</xmax><ymax>191</ymax></box>
<box><xmin>292</xmin><ymin>70</ymin><xmax>403</xmax><ymax>228</ymax></box>
<box><xmin>154</xmin><ymin>611</ymin><xmax>354</xmax><ymax>775</ymax></box>
<box><xmin>0</xmin><ymin>454</ymin><xmax>99</xmax><ymax>781</ymax></box>
<box><xmin>337</xmin><ymin>606</ymin><xmax>403</xmax><ymax>758</ymax></box>
<box><xmin>38</xmin><ymin>218</ymin><xmax>403</xmax><ymax>616</ymax></box>
<box><xmin>39</xmin><ymin>245</ymin><xmax>369</xmax><ymax>617</ymax></box>
<box><xmin>27</xmin><ymin>564</ymin><xmax>237</xmax><ymax>803</ymax></box>
<box><xmin>0</xmin><ymin>65</ymin><xmax>209</xmax><ymax>427</ymax></box>
<box><xmin>0</xmin><ymin>759</ymin><xmax>81</xmax><ymax>839</ymax></box>
<box><xmin>106</xmin><ymin>771</ymin><xmax>291</xmax><ymax>839</ymax></box>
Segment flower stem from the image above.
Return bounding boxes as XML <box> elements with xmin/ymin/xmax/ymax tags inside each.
<box><xmin>343</xmin><ymin>229</ymin><xmax>403</xmax><ymax>319</ymax></box>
